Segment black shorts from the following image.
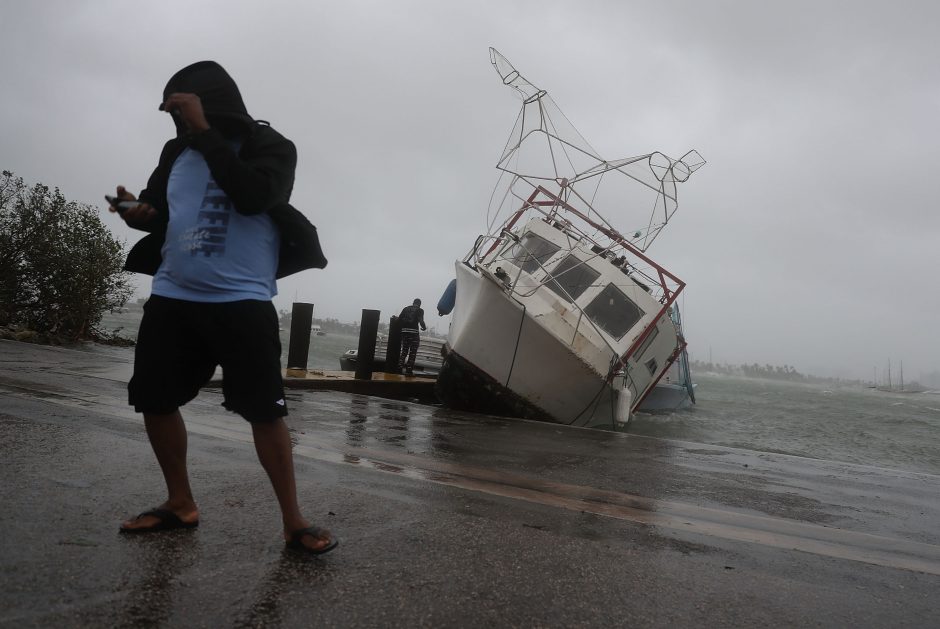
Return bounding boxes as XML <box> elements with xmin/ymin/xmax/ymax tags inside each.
<box><xmin>128</xmin><ymin>295</ymin><xmax>287</xmax><ymax>423</ymax></box>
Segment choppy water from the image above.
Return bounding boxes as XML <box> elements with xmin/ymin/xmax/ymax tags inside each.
<box><xmin>99</xmin><ymin>312</ymin><xmax>940</xmax><ymax>476</ymax></box>
<box><xmin>294</xmin><ymin>331</ymin><xmax>363</xmax><ymax>370</ymax></box>
<box><xmin>310</xmin><ymin>335</ymin><xmax>940</xmax><ymax>477</ymax></box>
<box><xmin>629</xmin><ymin>373</ymin><xmax>940</xmax><ymax>476</ymax></box>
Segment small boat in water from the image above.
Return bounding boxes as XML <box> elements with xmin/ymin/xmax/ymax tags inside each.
<box><xmin>339</xmin><ymin>335</ymin><xmax>446</xmax><ymax>376</ymax></box>
<box><xmin>435</xmin><ymin>49</ymin><xmax>704</xmax><ymax>428</ymax></box>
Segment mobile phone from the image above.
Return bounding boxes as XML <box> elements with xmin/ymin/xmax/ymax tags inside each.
<box><xmin>105</xmin><ymin>195</ymin><xmax>139</xmax><ymax>214</ymax></box>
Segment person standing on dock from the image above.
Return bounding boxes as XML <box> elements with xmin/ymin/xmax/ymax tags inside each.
<box><xmin>398</xmin><ymin>298</ymin><xmax>427</xmax><ymax>375</ymax></box>
<box><xmin>108</xmin><ymin>61</ymin><xmax>335</xmax><ymax>555</ymax></box>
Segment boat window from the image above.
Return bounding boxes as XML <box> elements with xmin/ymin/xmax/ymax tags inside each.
<box><xmin>507</xmin><ymin>232</ymin><xmax>561</xmax><ymax>274</ymax></box>
<box><xmin>584</xmin><ymin>283</ymin><xmax>644</xmax><ymax>340</ymax></box>
<box><xmin>545</xmin><ymin>255</ymin><xmax>601</xmax><ymax>302</ymax></box>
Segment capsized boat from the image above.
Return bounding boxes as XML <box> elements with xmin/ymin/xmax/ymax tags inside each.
<box><xmin>435</xmin><ymin>49</ymin><xmax>704</xmax><ymax>429</ymax></box>
<box><xmin>636</xmin><ymin>303</ymin><xmax>696</xmax><ymax>411</ymax></box>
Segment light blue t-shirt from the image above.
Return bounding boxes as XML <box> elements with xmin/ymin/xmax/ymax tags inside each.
<box><xmin>151</xmin><ymin>146</ymin><xmax>280</xmax><ymax>302</ymax></box>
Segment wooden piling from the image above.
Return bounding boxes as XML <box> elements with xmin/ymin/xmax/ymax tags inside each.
<box><xmin>286</xmin><ymin>302</ymin><xmax>314</xmax><ymax>370</ymax></box>
<box><xmin>385</xmin><ymin>315</ymin><xmax>402</xmax><ymax>374</ymax></box>
<box><xmin>355</xmin><ymin>309</ymin><xmax>381</xmax><ymax>380</ymax></box>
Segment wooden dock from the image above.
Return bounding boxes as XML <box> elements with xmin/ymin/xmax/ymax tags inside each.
<box><xmin>281</xmin><ymin>368</ymin><xmax>438</xmax><ymax>403</ymax></box>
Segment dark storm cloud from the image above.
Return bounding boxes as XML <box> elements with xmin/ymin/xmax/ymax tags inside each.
<box><xmin>1</xmin><ymin>0</ymin><xmax>937</xmax><ymax>379</ymax></box>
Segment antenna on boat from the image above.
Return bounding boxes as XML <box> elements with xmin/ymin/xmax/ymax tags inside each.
<box><xmin>484</xmin><ymin>48</ymin><xmax>705</xmax><ymax>253</ymax></box>
<box><xmin>489</xmin><ymin>48</ymin><xmax>547</xmax><ymax>104</ymax></box>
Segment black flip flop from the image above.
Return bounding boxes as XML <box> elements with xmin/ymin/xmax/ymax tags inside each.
<box><xmin>119</xmin><ymin>508</ymin><xmax>199</xmax><ymax>534</ymax></box>
<box><xmin>285</xmin><ymin>526</ymin><xmax>338</xmax><ymax>555</ymax></box>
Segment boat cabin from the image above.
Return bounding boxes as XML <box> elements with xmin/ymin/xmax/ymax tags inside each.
<box><xmin>483</xmin><ymin>216</ymin><xmax>679</xmax><ymax>404</ymax></box>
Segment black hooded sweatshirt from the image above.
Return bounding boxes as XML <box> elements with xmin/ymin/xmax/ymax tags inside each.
<box><xmin>124</xmin><ymin>61</ymin><xmax>326</xmax><ymax>279</ymax></box>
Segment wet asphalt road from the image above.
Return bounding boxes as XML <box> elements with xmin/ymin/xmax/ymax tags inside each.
<box><xmin>1</xmin><ymin>339</ymin><xmax>939</xmax><ymax>628</ymax></box>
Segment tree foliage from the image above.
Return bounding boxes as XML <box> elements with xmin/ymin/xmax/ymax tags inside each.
<box><xmin>0</xmin><ymin>170</ymin><xmax>133</xmax><ymax>341</ymax></box>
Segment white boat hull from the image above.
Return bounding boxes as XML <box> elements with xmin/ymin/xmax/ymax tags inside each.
<box><xmin>437</xmin><ymin>261</ymin><xmax>645</xmax><ymax>429</ymax></box>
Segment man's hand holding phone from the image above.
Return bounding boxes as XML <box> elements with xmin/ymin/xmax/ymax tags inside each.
<box><xmin>107</xmin><ymin>186</ymin><xmax>156</xmax><ymax>226</ymax></box>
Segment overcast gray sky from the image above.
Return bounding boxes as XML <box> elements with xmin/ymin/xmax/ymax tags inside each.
<box><xmin>2</xmin><ymin>0</ymin><xmax>938</xmax><ymax>381</ymax></box>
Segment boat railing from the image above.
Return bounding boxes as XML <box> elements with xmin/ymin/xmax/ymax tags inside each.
<box><xmin>481</xmin><ymin>230</ymin><xmax>684</xmax><ymax>393</ymax></box>
<box><xmin>485</xmin><ymin>217</ymin><xmax>678</xmax><ymax>318</ymax></box>
<box><xmin>469</xmin><ymin>181</ymin><xmax>688</xmax><ymax>385</ymax></box>
<box><xmin>478</xmin><ymin>230</ymin><xmax>649</xmax><ymax>391</ymax></box>
<box><xmin>475</xmin><ymin>194</ymin><xmax>676</xmax><ymax>306</ymax></box>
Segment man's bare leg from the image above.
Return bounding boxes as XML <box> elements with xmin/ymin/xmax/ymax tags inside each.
<box><xmin>121</xmin><ymin>410</ymin><xmax>199</xmax><ymax>530</ymax></box>
<box><xmin>251</xmin><ymin>418</ymin><xmax>334</xmax><ymax>552</ymax></box>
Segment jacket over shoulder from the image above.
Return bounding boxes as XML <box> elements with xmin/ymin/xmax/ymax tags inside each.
<box><xmin>124</xmin><ymin>60</ymin><xmax>326</xmax><ymax>279</ymax></box>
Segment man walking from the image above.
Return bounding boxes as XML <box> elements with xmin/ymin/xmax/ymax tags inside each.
<box><xmin>110</xmin><ymin>61</ymin><xmax>335</xmax><ymax>555</ymax></box>
<box><xmin>397</xmin><ymin>298</ymin><xmax>427</xmax><ymax>375</ymax></box>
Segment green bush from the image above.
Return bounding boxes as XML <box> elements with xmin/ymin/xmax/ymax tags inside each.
<box><xmin>0</xmin><ymin>170</ymin><xmax>133</xmax><ymax>341</ymax></box>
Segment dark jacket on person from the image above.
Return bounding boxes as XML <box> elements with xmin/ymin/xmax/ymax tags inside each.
<box><xmin>398</xmin><ymin>305</ymin><xmax>426</xmax><ymax>332</ymax></box>
<box><xmin>124</xmin><ymin>60</ymin><xmax>326</xmax><ymax>279</ymax></box>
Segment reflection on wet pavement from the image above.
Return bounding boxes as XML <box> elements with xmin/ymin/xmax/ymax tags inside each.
<box><xmin>234</xmin><ymin>550</ymin><xmax>336</xmax><ymax>628</ymax></box>
<box><xmin>4</xmin><ymin>340</ymin><xmax>940</xmax><ymax>578</ymax></box>
<box><xmin>115</xmin><ymin>532</ymin><xmax>199</xmax><ymax>627</ymax></box>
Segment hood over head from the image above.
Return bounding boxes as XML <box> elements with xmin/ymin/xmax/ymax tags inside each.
<box><xmin>162</xmin><ymin>61</ymin><xmax>254</xmax><ymax>135</ymax></box>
